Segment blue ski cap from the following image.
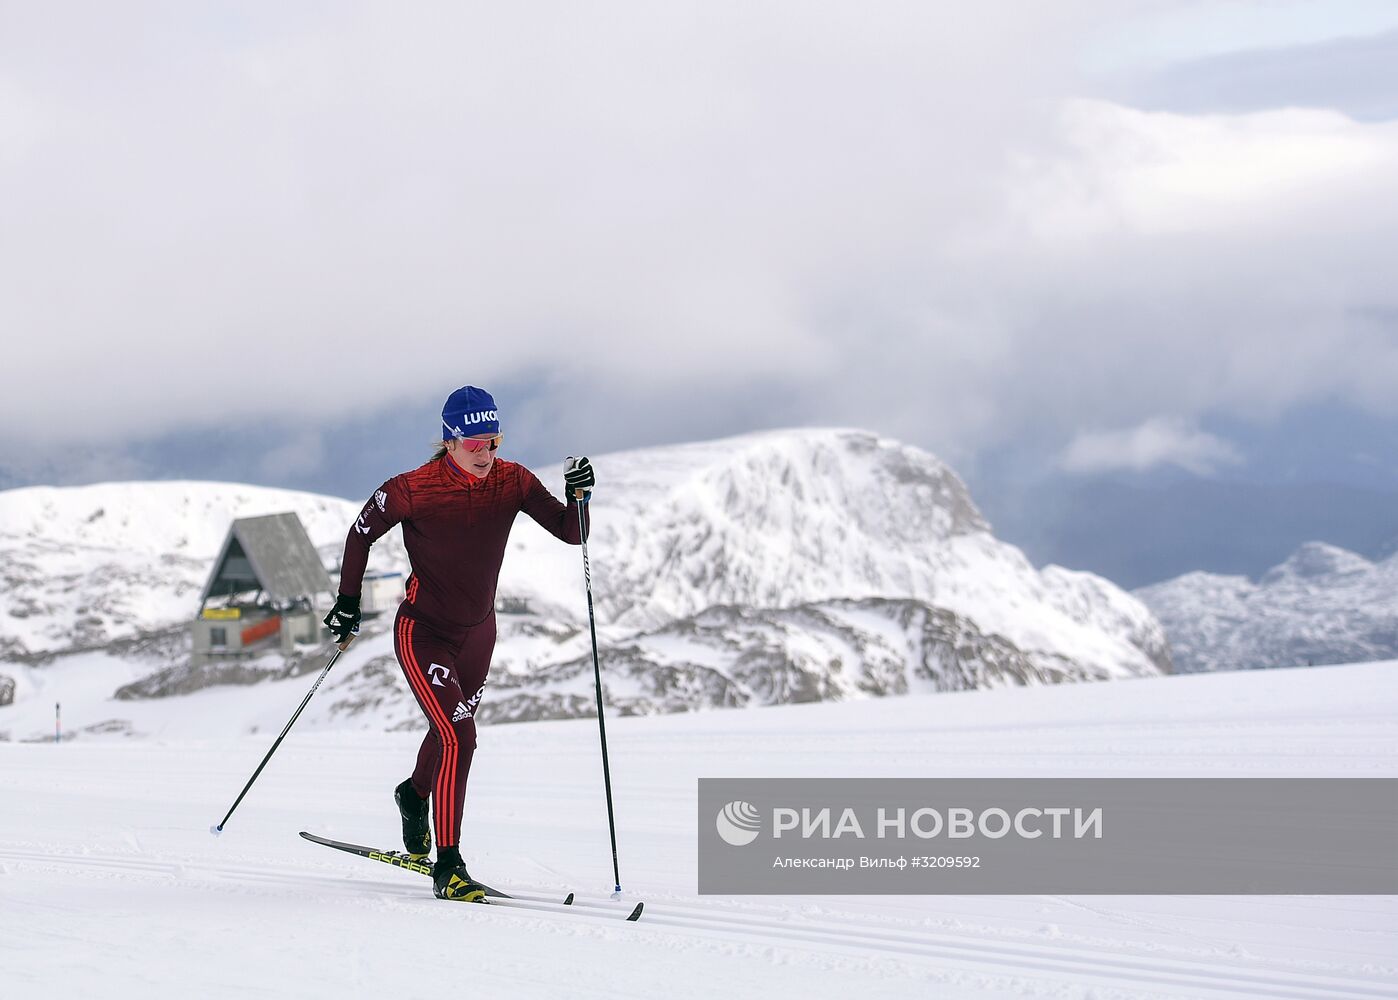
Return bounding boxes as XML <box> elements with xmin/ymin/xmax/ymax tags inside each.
<box><xmin>441</xmin><ymin>385</ymin><xmax>500</xmax><ymax>440</ymax></box>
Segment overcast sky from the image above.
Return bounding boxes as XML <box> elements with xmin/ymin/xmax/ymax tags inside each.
<box><xmin>4</xmin><ymin>1</ymin><xmax>1398</xmax><ymax>504</ymax></box>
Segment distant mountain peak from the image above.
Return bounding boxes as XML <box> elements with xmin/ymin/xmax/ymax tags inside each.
<box><xmin>678</xmin><ymin>427</ymin><xmax>989</xmax><ymax>541</ymax></box>
<box><xmin>1259</xmin><ymin>541</ymin><xmax>1373</xmax><ymax>585</ymax></box>
<box><xmin>600</xmin><ymin>427</ymin><xmax>988</xmax><ymax>538</ymax></box>
<box><xmin>1138</xmin><ymin>539</ymin><xmax>1398</xmax><ymax>673</ymax></box>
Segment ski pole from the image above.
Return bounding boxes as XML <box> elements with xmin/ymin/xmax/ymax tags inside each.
<box><xmin>575</xmin><ymin>488</ymin><xmax>624</xmax><ymax>898</ymax></box>
<box><xmin>210</xmin><ymin>638</ymin><xmax>353</xmax><ymax>836</ymax></box>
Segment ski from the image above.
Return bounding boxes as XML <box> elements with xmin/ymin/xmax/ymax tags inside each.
<box><xmin>504</xmin><ymin>887</ymin><xmax>644</xmax><ymax>921</ymax></box>
<box><xmin>514</xmin><ymin>889</ymin><xmax>643</xmax><ymax>923</ymax></box>
<box><xmin>299</xmin><ymin>831</ymin><xmax>644</xmax><ymax>920</ymax></box>
<box><xmin>299</xmin><ymin>831</ymin><xmax>512</xmax><ymax>898</ymax></box>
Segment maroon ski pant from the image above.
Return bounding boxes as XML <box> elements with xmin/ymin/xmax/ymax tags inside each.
<box><xmin>393</xmin><ymin>609</ymin><xmax>495</xmax><ymax>850</ymax></box>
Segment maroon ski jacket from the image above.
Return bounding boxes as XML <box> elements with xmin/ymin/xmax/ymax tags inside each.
<box><xmin>338</xmin><ymin>455</ymin><xmax>588</xmax><ymax>630</ymax></box>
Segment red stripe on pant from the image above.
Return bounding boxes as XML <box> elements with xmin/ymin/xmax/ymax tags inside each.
<box><xmin>396</xmin><ymin>617</ymin><xmax>461</xmax><ymax>847</ymax></box>
<box><xmin>399</xmin><ymin>618</ymin><xmax>458</xmax><ymax>845</ymax></box>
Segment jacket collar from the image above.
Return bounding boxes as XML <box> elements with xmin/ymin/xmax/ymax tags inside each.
<box><xmin>443</xmin><ymin>452</ymin><xmax>493</xmax><ymax>487</ymax></box>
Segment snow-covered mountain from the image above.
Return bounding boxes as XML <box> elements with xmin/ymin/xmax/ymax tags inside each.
<box><xmin>502</xmin><ymin>430</ymin><xmax>1169</xmax><ymax>679</ymax></box>
<box><xmin>1</xmin><ymin>428</ymin><xmax>1170</xmax><ymax>735</ymax></box>
<box><xmin>1135</xmin><ymin>540</ymin><xmax>1398</xmax><ymax>673</ymax></box>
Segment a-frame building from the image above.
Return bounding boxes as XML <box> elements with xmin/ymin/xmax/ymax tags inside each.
<box><xmin>192</xmin><ymin>512</ymin><xmax>334</xmax><ymax>666</ymax></box>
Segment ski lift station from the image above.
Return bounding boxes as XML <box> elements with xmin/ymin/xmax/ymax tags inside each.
<box><xmin>193</xmin><ymin>512</ymin><xmax>404</xmax><ymax>667</ymax></box>
<box><xmin>192</xmin><ymin>513</ymin><xmax>334</xmax><ymax>666</ymax></box>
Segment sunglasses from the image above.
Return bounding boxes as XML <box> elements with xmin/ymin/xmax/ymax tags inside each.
<box><xmin>457</xmin><ymin>434</ymin><xmax>502</xmax><ymax>453</ymax></box>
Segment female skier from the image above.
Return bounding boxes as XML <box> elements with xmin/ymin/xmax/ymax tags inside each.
<box><xmin>323</xmin><ymin>385</ymin><xmax>595</xmax><ymax>901</ymax></box>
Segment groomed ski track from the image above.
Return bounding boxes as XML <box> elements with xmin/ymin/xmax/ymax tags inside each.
<box><xmin>2</xmin><ymin>660</ymin><xmax>1395</xmax><ymax>999</ymax></box>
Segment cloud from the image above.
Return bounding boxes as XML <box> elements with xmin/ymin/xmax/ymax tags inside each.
<box><xmin>973</xmin><ymin>99</ymin><xmax>1398</xmax><ymax>439</ymax></box>
<box><xmin>1008</xmin><ymin>99</ymin><xmax>1398</xmax><ymax>238</ymax></box>
<box><xmin>2</xmin><ymin>3</ymin><xmax>1398</xmax><ymax>482</ymax></box>
<box><xmin>1059</xmin><ymin>417</ymin><xmax>1242</xmax><ymax>475</ymax></box>
<box><xmin>1113</xmin><ymin>27</ymin><xmax>1398</xmax><ymax>121</ymax></box>
<box><xmin>0</xmin><ymin>3</ymin><xmax>1105</xmax><ymax>444</ymax></box>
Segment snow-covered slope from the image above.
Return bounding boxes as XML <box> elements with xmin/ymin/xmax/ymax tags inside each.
<box><xmin>0</xmin><ymin>481</ymin><xmax>407</xmax><ymax>660</ymax></box>
<box><xmin>0</xmin><ymin>429</ymin><xmax>1169</xmax><ymax>730</ymax></box>
<box><xmin>2</xmin><ymin>661</ymin><xmax>1393</xmax><ymax>999</ymax></box>
<box><xmin>1135</xmin><ymin>541</ymin><xmax>1398</xmax><ymax>673</ymax></box>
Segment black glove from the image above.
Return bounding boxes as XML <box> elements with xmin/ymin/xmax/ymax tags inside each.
<box><xmin>564</xmin><ymin>456</ymin><xmax>595</xmax><ymax>500</ymax></box>
<box><xmin>323</xmin><ymin>593</ymin><xmax>361</xmax><ymax>644</ymax></box>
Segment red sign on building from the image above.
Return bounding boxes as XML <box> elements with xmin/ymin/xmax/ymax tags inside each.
<box><xmin>240</xmin><ymin>617</ymin><xmax>281</xmax><ymax>646</ymax></box>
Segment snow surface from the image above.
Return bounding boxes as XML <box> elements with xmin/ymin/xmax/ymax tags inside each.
<box><xmin>2</xmin><ymin>660</ymin><xmax>1394</xmax><ymax>999</ymax></box>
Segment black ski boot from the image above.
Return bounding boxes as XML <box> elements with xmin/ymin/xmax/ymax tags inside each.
<box><xmin>432</xmin><ymin>846</ymin><xmax>487</xmax><ymax>902</ymax></box>
<box><xmin>394</xmin><ymin>778</ymin><xmax>431</xmax><ymax>860</ymax></box>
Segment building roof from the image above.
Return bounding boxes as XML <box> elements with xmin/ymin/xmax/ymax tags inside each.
<box><xmin>199</xmin><ymin>512</ymin><xmax>333</xmax><ymax>608</ymax></box>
